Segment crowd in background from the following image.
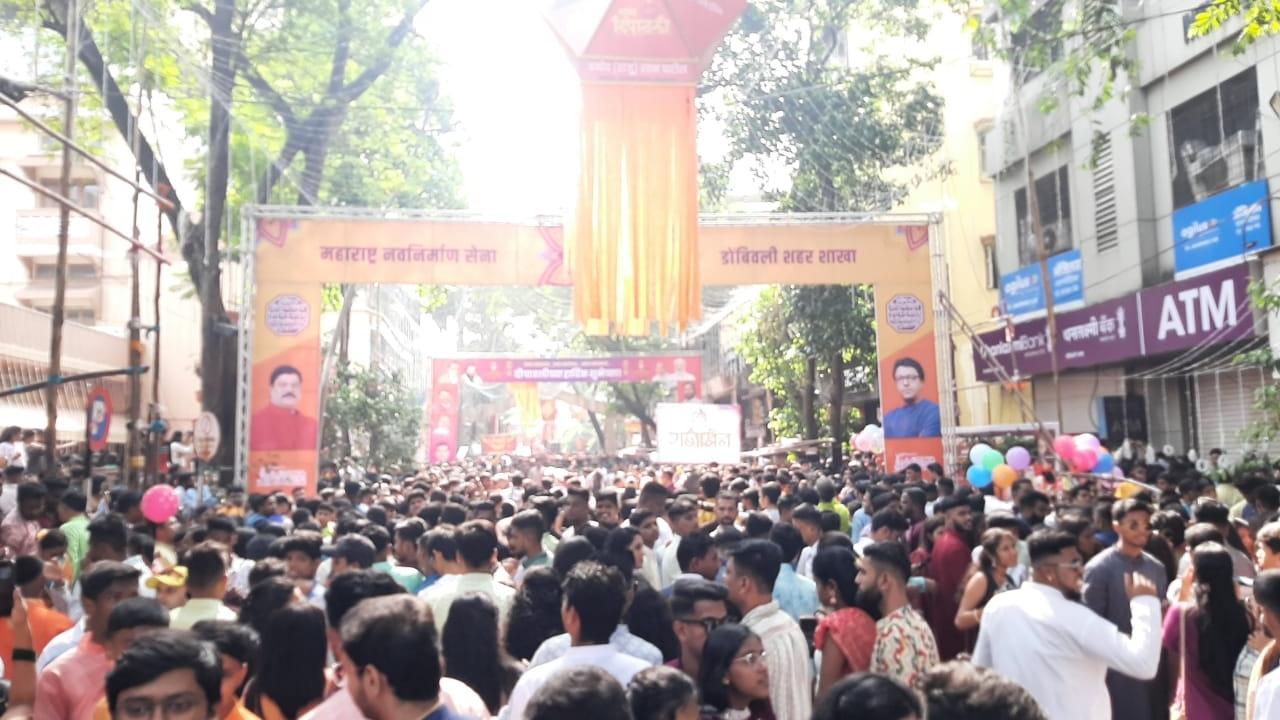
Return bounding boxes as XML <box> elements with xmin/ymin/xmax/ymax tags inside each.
<box><xmin>1</xmin><ymin>423</ymin><xmax>1280</xmax><ymax>719</ymax></box>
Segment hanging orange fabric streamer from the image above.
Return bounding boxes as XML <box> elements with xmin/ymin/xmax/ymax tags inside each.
<box><xmin>569</xmin><ymin>83</ymin><xmax>701</xmax><ymax>336</ymax></box>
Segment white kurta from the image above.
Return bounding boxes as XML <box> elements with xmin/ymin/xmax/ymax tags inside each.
<box><xmin>742</xmin><ymin>600</ymin><xmax>813</xmax><ymax>720</ymax></box>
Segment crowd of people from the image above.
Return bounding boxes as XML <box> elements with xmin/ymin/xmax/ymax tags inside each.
<box><xmin>0</xmin><ymin>426</ymin><xmax>1279</xmax><ymax>719</ymax></box>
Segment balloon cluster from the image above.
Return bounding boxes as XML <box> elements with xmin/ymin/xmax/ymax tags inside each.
<box><xmin>964</xmin><ymin>443</ymin><xmax>1029</xmax><ymax>490</ymax></box>
<box><xmin>1052</xmin><ymin>433</ymin><xmax>1122</xmax><ymax>477</ymax></box>
<box><xmin>853</xmin><ymin>425</ymin><xmax>885</xmax><ymax>454</ymax></box>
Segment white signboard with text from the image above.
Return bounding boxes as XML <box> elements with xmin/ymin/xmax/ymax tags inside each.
<box><xmin>655</xmin><ymin>402</ymin><xmax>741</xmax><ymax>465</ymax></box>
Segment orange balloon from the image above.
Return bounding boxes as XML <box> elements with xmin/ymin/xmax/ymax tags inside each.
<box><xmin>992</xmin><ymin>464</ymin><xmax>1018</xmax><ymax>490</ymax></box>
<box><xmin>1115</xmin><ymin>481</ymin><xmax>1140</xmax><ymax>499</ymax></box>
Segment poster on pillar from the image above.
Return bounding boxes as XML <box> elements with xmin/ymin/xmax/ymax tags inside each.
<box><xmin>246</xmin><ymin>278</ymin><xmax>322</xmax><ymax>497</ymax></box>
<box><xmin>875</xmin><ymin>249</ymin><xmax>943</xmax><ymax>471</ymax></box>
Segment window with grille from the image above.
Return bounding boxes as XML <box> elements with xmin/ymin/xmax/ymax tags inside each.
<box><xmin>1093</xmin><ymin>132</ymin><xmax>1118</xmax><ymax>253</ymax></box>
<box><xmin>1168</xmin><ymin>67</ymin><xmax>1262</xmax><ymax>209</ymax></box>
<box><xmin>1013</xmin><ymin>165</ymin><xmax>1072</xmax><ymax>266</ymax></box>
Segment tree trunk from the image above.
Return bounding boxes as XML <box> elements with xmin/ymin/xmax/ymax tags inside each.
<box><xmin>199</xmin><ymin>0</ymin><xmax>238</xmax><ymax>478</ymax></box>
<box><xmin>802</xmin><ymin>358</ymin><xmax>818</xmax><ymax>440</ymax></box>
<box><xmin>829</xmin><ymin>352</ymin><xmax>846</xmax><ymax>472</ymax></box>
<box><xmin>586</xmin><ymin>409</ymin><xmax>607</xmax><ymax>452</ymax></box>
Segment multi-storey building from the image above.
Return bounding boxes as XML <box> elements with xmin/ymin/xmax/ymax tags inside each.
<box><xmin>981</xmin><ymin>2</ymin><xmax>1277</xmax><ymax>454</ymax></box>
<box><xmin>0</xmin><ymin>104</ymin><xmax>204</xmax><ymax>442</ymax></box>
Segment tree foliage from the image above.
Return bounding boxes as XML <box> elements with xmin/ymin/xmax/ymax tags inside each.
<box><xmin>0</xmin><ymin>0</ymin><xmax>462</xmax><ymax>468</ymax></box>
<box><xmin>735</xmin><ymin>285</ymin><xmax>876</xmax><ymax>466</ymax></box>
<box><xmin>704</xmin><ymin>0</ymin><xmax>944</xmax><ymax>211</ymax></box>
<box><xmin>322</xmin><ymin>363</ymin><xmax>420</xmax><ymax>468</ymax></box>
<box><xmin>1233</xmin><ymin>282</ymin><xmax>1280</xmax><ymax>449</ymax></box>
<box><xmin>705</xmin><ymin>0</ymin><xmax>909</xmax><ymax>468</ymax></box>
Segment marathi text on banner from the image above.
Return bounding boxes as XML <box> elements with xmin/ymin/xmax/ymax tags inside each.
<box><xmin>655</xmin><ymin>403</ymin><xmax>742</xmax><ymax>465</ymax></box>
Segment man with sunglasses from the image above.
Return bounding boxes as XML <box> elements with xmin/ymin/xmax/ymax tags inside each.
<box><xmin>1082</xmin><ymin>498</ymin><xmax>1168</xmax><ymax>720</ymax></box>
<box><xmin>974</xmin><ymin>529</ymin><xmax>1160</xmax><ymax>720</ymax></box>
<box><xmin>667</xmin><ymin>579</ymin><xmax>730</xmax><ymax>681</ymax></box>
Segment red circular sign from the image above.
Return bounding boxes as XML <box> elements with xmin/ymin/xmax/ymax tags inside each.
<box><xmin>86</xmin><ymin>386</ymin><xmax>112</xmax><ymax>452</ymax></box>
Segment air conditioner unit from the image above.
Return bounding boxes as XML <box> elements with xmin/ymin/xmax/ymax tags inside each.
<box><xmin>1017</xmin><ymin>218</ymin><xmax>1072</xmax><ymax>264</ymax></box>
<box><xmin>1181</xmin><ymin>129</ymin><xmax>1260</xmax><ymax>202</ymax></box>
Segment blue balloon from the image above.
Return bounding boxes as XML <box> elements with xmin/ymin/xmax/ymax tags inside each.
<box><xmin>1093</xmin><ymin>452</ymin><xmax>1114</xmax><ymax>474</ymax></box>
<box><xmin>967</xmin><ymin>465</ymin><xmax>993</xmax><ymax>488</ymax></box>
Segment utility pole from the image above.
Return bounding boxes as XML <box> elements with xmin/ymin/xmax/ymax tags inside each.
<box><xmin>1025</xmin><ymin>170</ymin><xmax>1066</xmax><ymax>435</ymax></box>
<box><xmin>45</xmin><ymin>0</ymin><xmax>80</xmax><ymax>458</ymax></box>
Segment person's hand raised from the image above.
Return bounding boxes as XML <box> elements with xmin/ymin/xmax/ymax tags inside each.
<box><xmin>1125</xmin><ymin>573</ymin><xmax>1157</xmax><ymax>600</ymax></box>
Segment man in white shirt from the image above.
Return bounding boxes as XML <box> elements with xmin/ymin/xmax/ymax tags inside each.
<box><xmin>974</xmin><ymin>528</ymin><xmax>1161</xmax><ymax>720</ymax></box>
<box><xmin>724</xmin><ymin>539</ymin><xmax>813</xmax><ymax>720</ymax></box>
<box><xmin>792</xmin><ymin>504</ymin><xmax>823</xmax><ymax>579</ymax></box>
<box><xmin>504</xmin><ymin>561</ymin><xmax>652</xmax><ymax>720</ymax></box>
<box><xmin>660</xmin><ymin>499</ymin><xmax>699</xmax><ymax>588</ymax></box>
<box><xmin>421</xmin><ymin>520</ymin><xmax>515</xmax><ymax>629</ymax></box>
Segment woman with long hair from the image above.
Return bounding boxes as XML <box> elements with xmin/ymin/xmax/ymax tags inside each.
<box><xmin>811</xmin><ymin>547</ymin><xmax>877</xmax><ymax>698</ymax></box>
<box><xmin>698</xmin><ymin>624</ymin><xmax>775</xmax><ymax>720</ymax></box>
<box><xmin>606</xmin><ymin>527</ymin><xmax>649</xmax><ymax>585</ymax></box>
<box><xmin>442</xmin><ymin>593</ymin><xmax>523</xmax><ymax>714</ymax></box>
<box><xmin>505</xmin><ymin>566</ymin><xmax>564</xmax><ymax>661</ymax></box>
<box><xmin>955</xmin><ymin>528</ymin><xmax>1019</xmax><ymax>632</ymax></box>
<box><xmin>1163</xmin><ymin>543</ymin><xmax>1251</xmax><ymax>719</ymax></box>
<box><xmin>244</xmin><ymin>604</ymin><xmax>329</xmax><ymax>720</ymax></box>
<box><xmin>909</xmin><ymin>514</ymin><xmax>946</xmax><ymax>576</ymax></box>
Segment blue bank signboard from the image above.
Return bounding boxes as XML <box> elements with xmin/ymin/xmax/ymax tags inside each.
<box><xmin>999</xmin><ymin>248</ymin><xmax>1085</xmax><ymax>319</ymax></box>
<box><xmin>1173</xmin><ymin>179</ymin><xmax>1272</xmax><ymax>278</ymax></box>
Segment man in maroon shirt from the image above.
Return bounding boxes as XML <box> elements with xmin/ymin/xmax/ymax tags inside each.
<box><xmin>250</xmin><ymin>365</ymin><xmax>318</xmax><ymax>451</ymax></box>
<box><xmin>924</xmin><ymin>493</ymin><xmax>975</xmax><ymax>660</ymax></box>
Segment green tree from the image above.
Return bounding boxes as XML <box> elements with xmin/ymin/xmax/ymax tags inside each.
<box><xmin>734</xmin><ymin>285</ymin><xmax>875</xmax><ymax>468</ymax></box>
<box><xmin>707</xmin><ymin>1</ymin><xmax>919</xmax><ymax>469</ymax></box>
<box><xmin>322</xmin><ymin>363</ymin><xmax>420</xmax><ymax>468</ymax></box>
<box><xmin>1</xmin><ymin>0</ymin><xmax>461</xmax><ymax>469</ymax></box>
<box><xmin>704</xmin><ymin>0</ymin><xmax>944</xmax><ymax>212</ymax></box>
<box><xmin>1233</xmin><ymin>282</ymin><xmax>1280</xmax><ymax>449</ymax></box>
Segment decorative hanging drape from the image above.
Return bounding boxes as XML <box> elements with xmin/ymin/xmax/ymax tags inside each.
<box><xmin>572</xmin><ymin>82</ymin><xmax>700</xmax><ymax>336</ymax></box>
<box><xmin>541</xmin><ymin>0</ymin><xmax>745</xmax><ymax>336</ymax></box>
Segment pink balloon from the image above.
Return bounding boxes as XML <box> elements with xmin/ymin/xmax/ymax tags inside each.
<box><xmin>1073</xmin><ymin>448</ymin><xmax>1098</xmax><ymax>473</ymax></box>
<box><xmin>1075</xmin><ymin>433</ymin><xmax>1101</xmax><ymax>451</ymax></box>
<box><xmin>1052</xmin><ymin>435</ymin><xmax>1077</xmax><ymax>462</ymax></box>
<box><xmin>141</xmin><ymin>485</ymin><xmax>181</xmax><ymax>524</ymax></box>
<box><xmin>855</xmin><ymin>433</ymin><xmax>873</xmax><ymax>452</ymax></box>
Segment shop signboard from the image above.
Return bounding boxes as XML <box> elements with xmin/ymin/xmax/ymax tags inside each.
<box><xmin>1139</xmin><ymin>261</ymin><xmax>1254</xmax><ymax>354</ymax></box>
<box><xmin>1173</xmin><ymin>179</ymin><xmax>1271</xmax><ymax>278</ymax></box>
<box><xmin>975</xmin><ymin>262</ymin><xmax>1254</xmax><ymax>380</ymax></box>
<box><xmin>998</xmin><ymin>249</ymin><xmax>1085</xmax><ymax>319</ymax></box>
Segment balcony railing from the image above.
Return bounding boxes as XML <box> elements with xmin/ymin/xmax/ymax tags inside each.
<box><xmin>13</xmin><ymin>208</ymin><xmax>104</xmax><ymax>260</ymax></box>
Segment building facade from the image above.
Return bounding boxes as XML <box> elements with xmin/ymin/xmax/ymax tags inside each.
<box><xmin>886</xmin><ymin>12</ymin><xmax>1028</xmax><ymax>430</ymax></box>
<box><xmin>0</xmin><ymin>105</ymin><xmax>205</xmax><ymax>443</ymax></box>
<box><xmin>981</xmin><ymin>3</ymin><xmax>1276</xmax><ymax>455</ymax></box>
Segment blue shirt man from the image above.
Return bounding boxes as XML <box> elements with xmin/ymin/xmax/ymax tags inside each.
<box><xmin>883</xmin><ymin>357</ymin><xmax>941</xmax><ymax>438</ymax></box>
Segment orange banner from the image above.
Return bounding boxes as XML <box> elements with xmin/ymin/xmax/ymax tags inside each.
<box><xmin>246</xmin><ymin>281</ymin><xmax>322</xmax><ymax>496</ymax></box>
<box><xmin>246</xmin><ymin>217</ymin><xmax>940</xmax><ymax>483</ymax></box>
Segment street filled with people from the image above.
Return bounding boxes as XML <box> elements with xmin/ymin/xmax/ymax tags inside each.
<box><xmin>0</xmin><ymin>433</ymin><xmax>1278</xmax><ymax>719</ymax></box>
